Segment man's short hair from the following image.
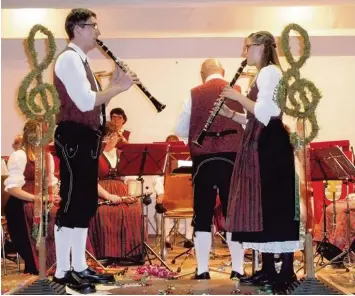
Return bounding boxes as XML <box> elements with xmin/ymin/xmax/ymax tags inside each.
<box><xmin>110</xmin><ymin>108</ymin><xmax>127</xmax><ymax>123</ymax></box>
<box><xmin>65</xmin><ymin>8</ymin><xmax>97</xmax><ymax>40</ymax></box>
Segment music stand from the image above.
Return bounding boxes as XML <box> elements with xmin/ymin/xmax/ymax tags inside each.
<box><xmin>309</xmin><ymin>147</ymin><xmax>334</xmax><ymax>265</ymax></box>
<box><xmin>310</xmin><ymin>146</ymin><xmax>355</xmax><ymax>271</ymax></box>
<box><xmin>118</xmin><ymin>143</ymin><xmax>171</xmax><ymax>270</ymax></box>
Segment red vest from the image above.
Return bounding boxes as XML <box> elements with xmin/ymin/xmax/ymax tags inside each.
<box><xmin>188</xmin><ymin>78</ymin><xmax>244</xmax><ymax>157</ymax></box>
<box><xmin>55</xmin><ymin>47</ymin><xmax>101</xmax><ymax>130</ymax></box>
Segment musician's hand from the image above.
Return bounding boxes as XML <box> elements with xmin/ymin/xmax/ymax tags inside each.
<box><xmin>117</xmin><ymin>132</ymin><xmax>128</xmax><ymax>143</ymax></box>
<box><xmin>47</xmin><ymin>194</ymin><xmax>61</xmax><ymax>205</ymax></box>
<box><xmin>221</xmin><ymin>86</ymin><xmax>240</xmax><ymax>102</ymax></box>
<box><xmin>213</xmin><ymin>104</ymin><xmax>234</xmax><ymax>119</ymax></box>
<box><xmin>108</xmin><ymin>194</ymin><xmax>122</xmax><ymax>204</ymax></box>
<box><xmin>122</xmin><ymin>196</ymin><xmax>137</xmax><ymax>204</ymax></box>
<box><xmin>53</xmin><ymin>195</ymin><xmax>61</xmax><ymax>206</ymax></box>
<box><xmin>156</xmin><ymin>194</ymin><xmax>164</xmax><ymax>204</ymax></box>
<box><xmin>111</xmin><ymin>65</ymin><xmax>140</xmax><ymax>92</ymax></box>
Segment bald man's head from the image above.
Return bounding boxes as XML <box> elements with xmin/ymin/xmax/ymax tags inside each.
<box><xmin>200</xmin><ymin>58</ymin><xmax>225</xmax><ymax>83</ymax></box>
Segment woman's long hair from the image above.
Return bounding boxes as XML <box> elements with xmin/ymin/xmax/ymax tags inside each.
<box><xmin>22</xmin><ymin>120</ymin><xmax>41</xmax><ymax>162</ymax></box>
<box><xmin>248</xmin><ymin>31</ymin><xmax>280</xmax><ymax>69</ymax></box>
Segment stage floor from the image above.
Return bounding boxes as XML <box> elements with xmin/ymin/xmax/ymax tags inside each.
<box><xmin>2</xmin><ymin>235</ymin><xmax>354</xmax><ymax>295</ymax></box>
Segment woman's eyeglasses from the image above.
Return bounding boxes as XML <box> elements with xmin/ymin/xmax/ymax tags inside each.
<box><xmin>245</xmin><ymin>43</ymin><xmax>261</xmax><ymax>51</ymax></box>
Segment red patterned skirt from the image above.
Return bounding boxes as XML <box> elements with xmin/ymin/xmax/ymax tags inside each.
<box><xmin>88</xmin><ymin>179</ymin><xmax>143</xmax><ymax>259</ymax></box>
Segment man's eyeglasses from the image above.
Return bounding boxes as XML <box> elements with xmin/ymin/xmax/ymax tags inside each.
<box><xmin>245</xmin><ymin>43</ymin><xmax>260</xmax><ymax>51</ymax></box>
<box><xmin>111</xmin><ymin>115</ymin><xmax>124</xmax><ymax>120</ymax></box>
<box><xmin>80</xmin><ymin>23</ymin><xmax>99</xmax><ymax>30</ymax></box>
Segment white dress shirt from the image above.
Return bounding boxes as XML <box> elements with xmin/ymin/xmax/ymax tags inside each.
<box><xmin>103</xmin><ymin>148</ymin><xmax>118</xmax><ymax>168</ymax></box>
<box><xmin>253</xmin><ymin>65</ymin><xmax>282</xmax><ymax>126</ymax></box>
<box><xmin>175</xmin><ymin>66</ymin><xmax>282</xmax><ymax>138</ymax></box>
<box><xmin>54</xmin><ymin>43</ymin><xmax>99</xmax><ymax>113</ymax></box>
<box><xmin>4</xmin><ymin>150</ymin><xmax>58</xmax><ymax>191</ymax></box>
<box><xmin>153</xmin><ymin>175</ymin><xmax>164</xmax><ymax>196</ymax></box>
<box><xmin>1</xmin><ymin>158</ymin><xmax>9</xmax><ymax>176</ymax></box>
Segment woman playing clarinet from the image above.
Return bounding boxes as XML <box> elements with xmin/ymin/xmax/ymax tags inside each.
<box><xmin>218</xmin><ymin>31</ymin><xmax>300</xmax><ymax>290</ymax></box>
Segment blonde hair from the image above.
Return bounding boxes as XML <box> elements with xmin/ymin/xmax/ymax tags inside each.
<box><xmin>248</xmin><ymin>31</ymin><xmax>280</xmax><ymax>69</ymax></box>
<box><xmin>165</xmin><ymin>134</ymin><xmax>179</xmax><ymax>142</ymax></box>
<box><xmin>22</xmin><ymin>120</ymin><xmax>41</xmax><ymax>162</ymax></box>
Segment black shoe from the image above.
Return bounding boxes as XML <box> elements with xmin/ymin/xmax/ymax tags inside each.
<box><xmin>183</xmin><ymin>240</ymin><xmax>194</xmax><ymax>249</ymax></box>
<box><xmin>165</xmin><ymin>241</ymin><xmax>172</xmax><ymax>249</ymax></box>
<box><xmin>192</xmin><ymin>271</ymin><xmax>211</xmax><ymax>280</ymax></box>
<box><xmin>230</xmin><ymin>270</ymin><xmax>247</xmax><ymax>280</ymax></box>
<box><xmin>274</xmin><ymin>272</ymin><xmax>298</xmax><ymax>291</ymax></box>
<box><xmin>52</xmin><ymin>271</ymin><xmax>96</xmax><ymax>294</ymax></box>
<box><xmin>72</xmin><ymin>267</ymin><xmax>115</xmax><ymax>284</ymax></box>
<box><xmin>240</xmin><ymin>270</ymin><xmax>276</xmax><ymax>286</ymax></box>
<box><xmin>24</xmin><ymin>268</ymin><xmax>39</xmax><ymax>275</ymax></box>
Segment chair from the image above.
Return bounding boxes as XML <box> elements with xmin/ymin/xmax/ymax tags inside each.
<box><xmin>1</xmin><ymin>173</ymin><xmax>21</xmax><ymax>275</ymax></box>
<box><xmin>1</xmin><ymin>218</ymin><xmax>20</xmax><ymax>275</ymax></box>
<box><xmin>160</xmin><ymin>173</ymin><xmax>194</xmax><ymax>263</ymax></box>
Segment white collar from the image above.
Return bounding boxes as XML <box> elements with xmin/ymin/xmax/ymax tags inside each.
<box><xmin>205</xmin><ymin>73</ymin><xmax>224</xmax><ymax>82</ymax></box>
<box><xmin>68</xmin><ymin>42</ymin><xmax>88</xmax><ymax>63</ymax></box>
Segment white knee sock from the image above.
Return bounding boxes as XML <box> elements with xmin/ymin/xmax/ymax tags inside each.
<box><xmin>71</xmin><ymin>227</ymin><xmax>89</xmax><ymax>272</ymax></box>
<box><xmin>54</xmin><ymin>225</ymin><xmax>73</xmax><ymax>278</ymax></box>
<box><xmin>185</xmin><ymin>218</ymin><xmax>194</xmax><ymax>240</ymax></box>
<box><xmin>227</xmin><ymin>232</ymin><xmax>244</xmax><ymax>274</ymax></box>
<box><xmin>194</xmin><ymin>231</ymin><xmax>211</xmax><ymax>275</ymax></box>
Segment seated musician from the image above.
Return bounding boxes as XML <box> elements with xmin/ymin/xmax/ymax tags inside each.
<box><xmin>110</xmin><ymin>107</ymin><xmax>130</xmax><ymax>146</ymax></box>
<box><xmin>12</xmin><ymin>134</ymin><xmax>23</xmax><ymax>151</ymax></box>
<box><xmin>4</xmin><ymin>120</ymin><xmax>59</xmax><ymax>274</ymax></box>
<box><xmin>153</xmin><ymin>134</ymin><xmax>194</xmax><ymax>249</ymax></box>
<box><xmin>88</xmin><ymin>122</ymin><xmax>143</xmax><ymax>263</ymax></box>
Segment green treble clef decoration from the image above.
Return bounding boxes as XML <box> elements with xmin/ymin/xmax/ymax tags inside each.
<box><xmin>18</xmin><ymin>24</ymin><xmax>60</xmax><ymax>144</ymax></box>
<box><xmin>275</xmin><ymin>23</ymin><xmax>322</xmax><ymax>148</ymax></box>
<box><xmin>17</xmin><ymin>25</ymin><xmax>60</xmax><ymax>275</ymax></box>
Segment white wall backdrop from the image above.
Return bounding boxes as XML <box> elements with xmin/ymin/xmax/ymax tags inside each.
<box><xmin>2</xmin><ymin>39</ymin><xmax>355</xmax><ymax>156</ymax></box>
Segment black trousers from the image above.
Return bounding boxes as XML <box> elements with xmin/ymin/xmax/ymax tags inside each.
<box><xmin>192</xmin><ymin>152</ymin><xmax>236</xmax><ymax>232</ymax></box>
<box><xmin>54</xmin><ymin>121</ymin><xmax>102</xmax><ymax>228</ymax></box>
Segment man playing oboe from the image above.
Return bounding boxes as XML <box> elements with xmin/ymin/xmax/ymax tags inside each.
<box><xmin>53</xmin><ymin>8</ymin><xmax>139</xmax><ymax>293</ymax></box>
<box><xmin>175</xmin><ymin>58</ymin><xmax>245</xmax><ymax>280</ymax></box>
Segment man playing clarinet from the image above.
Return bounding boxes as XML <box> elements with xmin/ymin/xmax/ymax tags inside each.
<box><xmin>53</xmin><ymin>8</ymin><xmax>138</xmax><ymax>293</ymax></box>
<box><xmin>175</xmin><ymin>58</ymin><xmax>246</xmax><ymax>280</ymax></box>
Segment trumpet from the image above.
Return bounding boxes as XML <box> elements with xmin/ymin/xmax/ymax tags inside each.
<box><xmin>96</xmin><ymin>39</ymin><xmax>166</xmax><ymax>113</ymax></box>
<box><xmin>193</xmin><ymin>59</ymin><xmax>247</xmax><ymax>147</ymax></box>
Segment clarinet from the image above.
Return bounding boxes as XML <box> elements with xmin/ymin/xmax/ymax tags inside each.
<box><xmin>193</xmin><ymin>59</ymin><xmax>247</xmax><ymax>147</ymax></box>
<box><xmin>96</xmin><ymin>39</ymin><xmax>166</xmax><ymax>113</ymax></box>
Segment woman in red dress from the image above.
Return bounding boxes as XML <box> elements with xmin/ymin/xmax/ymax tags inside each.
<box><xmin>4</xmin><ymin>120</ymin><xmax>59</xmax><ymax>274</ymax></box>
<box><xmin>89</xmin><ymin>122</ymin><xmax>143</xmax><ymax>264</ymax></box>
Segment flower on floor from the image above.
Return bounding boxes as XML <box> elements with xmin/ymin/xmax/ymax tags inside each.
<box><xmin>136</xmin><ymin>264</ymin><xmax>177</xmax><ymax>279</ymax></box>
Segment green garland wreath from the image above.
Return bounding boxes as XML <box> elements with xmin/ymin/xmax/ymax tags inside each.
<box><xmin>17</xmin><ymin>24</ymin><xmax>60</xmax><ymax>145</ymax></box>
<box><xmin>275</xmin><ymin>23</ymin><xmax>322</xmax><ymax>147</ymax></box>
